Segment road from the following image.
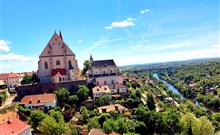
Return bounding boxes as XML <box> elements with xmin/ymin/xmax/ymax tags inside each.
<box><xmin>0</xmin><ymin>94</ymin><xmax>17</xmax><ymax>110</ymax></box>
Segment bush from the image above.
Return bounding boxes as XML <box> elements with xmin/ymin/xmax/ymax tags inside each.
<box><xmin>18</xmin><ymin>106</ymin><xmax>31</xmax><ymax>116</ymax></box>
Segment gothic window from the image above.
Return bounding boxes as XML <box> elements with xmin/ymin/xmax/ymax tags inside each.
<box><xmin>45</xmin><ymin>62</ymin><xmax>48</xmax><ymax>69</ymax></box>
<box><xmin>56</xmin><ymin>60</ymin><xmax>60</xmax><ymax>65</ymax></box>
<box><xmin>69</xmin><ymin>60</ymin><xmax>74</xmax><ymax>69</ymax></box>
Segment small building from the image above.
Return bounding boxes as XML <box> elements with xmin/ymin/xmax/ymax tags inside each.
<box><xmin>19</xmin><ymin>93</ymin><xmax>57</xmax><ymax>110</ymax></box>
<box><xmin>0</xmin><ymin>111</ymin><xmax>31</xmax><ymax>135</ymax></box>
<box><xmin>88</xmin><ymin>128</ymin><xmax>107</xmax><ymax>135</ymax></box>
<box><xmin>97</xmin><ymin>104</ymin><xmax>126</xmax><ymax>114</ymax></box>
<box><xmin>108</xmin><ymin>84</ymin><xmax>128</xmax><ymax>95</ymax></box>
<box><xmin>92</xmin><ymin>85</ymin><xmax>111</xmax><ymax>100</ymax></box>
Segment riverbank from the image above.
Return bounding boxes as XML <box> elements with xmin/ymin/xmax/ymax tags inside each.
<box><xmin>153</xmin><ymin>73</ymin><xmax>219</xmax><ymax>113</ymax></box>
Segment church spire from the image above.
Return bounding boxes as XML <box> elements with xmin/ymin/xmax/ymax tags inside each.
<box><xmin>90</xmin><ymin>54</ymin><xmax>93</xmax><ymax>64</ymax></box>
<box><xmin>59</xmin><ymin>31</ymin><xmax>63</xmax><ymax>40</ymax></box>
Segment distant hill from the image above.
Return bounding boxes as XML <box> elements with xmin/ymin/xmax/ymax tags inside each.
<box><xmin>119</xmin><ymin>57</ymin><xmax>220</xmax><ymax>71</ymax></box>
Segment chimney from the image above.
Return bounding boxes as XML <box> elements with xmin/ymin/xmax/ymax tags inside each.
<box><xmin>104</xmin><ymin>87</ymin><xmax>107</xmax><ymax>90</ymax></box>
<box><xmin>8</xmin><ymin>117</ymin><xmax>12</xmax><ymax>124</ymax></box>
<box><xmin>82</xmin><ymin>129</ymin><xmax>88</xmax><ymax>135</ymax></box>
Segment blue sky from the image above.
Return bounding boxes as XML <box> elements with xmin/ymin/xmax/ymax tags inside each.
<box><xmin>0</xmin><ymin>0</ymin><xmax>219</xmax><ymax>73</ymax></box>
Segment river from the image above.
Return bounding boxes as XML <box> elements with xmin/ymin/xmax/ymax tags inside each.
<box><xmin>153</xmin><ymin>73</ymin><xmax>216</xmax><ymax>113</ymax></box>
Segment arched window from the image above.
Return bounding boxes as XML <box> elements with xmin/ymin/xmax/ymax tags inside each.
<box><xmin>56</xmin><ymin>60</ymin><xmax>60</xmax><ymax>65</ymax></box>
<box><xmin>69</xmin><ymin>60</ymin><xmax>73</xmax><ymax>69</ymax></box>
<box><xmin>45</xmin><ymin>62</ymin><xmax>48</xmax><ymax>69</ymax></box>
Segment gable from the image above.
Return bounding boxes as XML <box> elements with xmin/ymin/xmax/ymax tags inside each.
<box><xmin>39</xmin><ymin>32</ymin><xmax>75</xmax><ymax>58</ymax></box>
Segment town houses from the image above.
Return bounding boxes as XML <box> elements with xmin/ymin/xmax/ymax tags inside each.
<box><xmin>0</xmin><ymin>31</ymin><xmax>130</xmax><ymax>134</ymax></box>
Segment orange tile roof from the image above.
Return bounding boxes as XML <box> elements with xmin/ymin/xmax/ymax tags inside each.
<box><xmin>7</xmin><ymin>73</ymin><xmax>18</xmax><ymax>78</ymax></box>
<box><xmin>0</xmin><ymin>117</ymin><xmax>30</xmax><ymax>135</ymax></box>
<box><xmin>88</xmin><ymin>128</ymin><xmax>106</xmax><ymax>135</ymax></box>
<box><xmin>97</xmin><ymin>104</ymin><xmax>126</xmax><ymax>114</ymax></box>
<box><xmin>0</xmin><ymin>112</ymin><xmax>18</xmax><ymax>124</ymax></box>
<box><xmin>92</xmin><ymin>85</ymin><xmax>111</xmax><ymax>94</ymax></box>
<box><xmin>109</xmin><ymin>132</ymin><xmax>120</xmax><ymax>135</ymax></box>
<box><xmin>0</xmin><ymin>73</ymin><xmax>9</xmax><ymax>80</ymax></box>
<box><xmin>0</xmin><ymin>89</ymin><xmax>5</xmax><ymax>93</ymax></box>
<box><xmin>20</xmin><ymin>93</ymin><xmax>56</xmax><ymax>105</ymax></box>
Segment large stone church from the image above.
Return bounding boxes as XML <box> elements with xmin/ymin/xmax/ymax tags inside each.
<box><xmin>38</xmin><ymin>31</ymin><xmax>80</xmax><ymax>83</ymax></box>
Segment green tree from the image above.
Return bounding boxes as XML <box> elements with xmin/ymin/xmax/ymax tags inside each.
<box><xmin>55</xmin><ymin>88</ymin><xmax>70</xmax><ymax>104</ymax></box>
<box><xmin>21</xmin><ymin>74</ymin><xmax>32</xmax><ymax>84</ymax></box>
<box><xmin>77</xmin><ymin>85</ymin><xmax>89</xmax><ymax>101</ymax></box>
<box><xmin>82</xmin><ymin>60</ymin><xmax>90</xmax><ymax>75</ymax></box>
<box><xmin>31</xmin><ymin>73</ymin><xmax>40</xmax><ymax>83</ymax></box>
<box><xmin>87</xmin><ymin>117</ymin><xmax>101</xmax><ymax>131</ymax></box>
<box><xmin>39</xmin><ymin>115</ymin><xmax>68</xmax><ymax>135</ymax></box>
<box><xmin>80</xmin><ymin>106</ymin><xmax>89</xmax><ymax>124</ymax></box>
<box><xmin>27</xmin><ymin>110</ymin><xmax>46</xmax><ymax>131</ymax></box>
<box><xmin>68</xmin><ymin>95</ymin><xmax>78</xmax><ymax>105</ymax></box>
<box><xmin>146</xmin><ymin>93</ymin><xmax>155</xmax><ymax>110</ymax></box>
<box><xmin>96</xmin><ymin>95</ymin><xmax>110</xmax><ymax>106</ymax></box>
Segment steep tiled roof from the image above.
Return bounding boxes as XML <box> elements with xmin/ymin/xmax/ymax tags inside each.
<box><xmin>88</xmin><ymin>128</ymin><xmax>107</xmax><ymax>135</ymax></box>
<box><xmin>92</xmin><ymin>85</ymin><xmax>111</xmax><ymax>94</ymax></box>
<box><xmin>0</xmin><ymin>118</ymin><xmax>30</xmax><ymax>135</ymax></box>
<box><xmin>97</xmin><ymin>104</ymin><xmax>126</xmax><ymax>114</ymax></box>
<box><xmin>92</xmin><ymin>60</ymin><xmax>116</xmax><ymax>67</ymax></box>
<box><xmin>20</xmin><ymin>93</ymin><xmax>56</xmax><ymax>105</ymax></box>
<box><xmin>51</xmin><ymin>69</ymin><xmax>66</xmax><ymax>76</ymax></box>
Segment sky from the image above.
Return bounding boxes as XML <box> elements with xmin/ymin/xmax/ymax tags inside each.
<box><xmin>0</xmin><ymin>0</ymin><xmax>219</xmax><ymax>73</ymax></box>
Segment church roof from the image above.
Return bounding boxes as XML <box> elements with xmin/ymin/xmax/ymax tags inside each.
<box><xmin>51</xmin><ymin>69</ymin><xmax>66</xmax><ymax>76</ymax></box>
<box><xmin>92</xmin><ymin>59</ymin><xmax>116</xmax><ymax>67</ymax></box>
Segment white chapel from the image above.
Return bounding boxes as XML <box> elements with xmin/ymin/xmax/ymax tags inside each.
<box><xmin>38</xmin><ymin>31</ymin><xmax>80</xmax><ymax>83</ymax></box>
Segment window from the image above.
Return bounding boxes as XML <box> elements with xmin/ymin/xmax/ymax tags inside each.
<box><xmin>45</xmin><ymin>62</ymin><xmax>48</xmax><ymax>69</ymax></box>
<box><xmin>56</xmin><ymin>60</ymin><xmax>60</xmax><ymax>65</ymax></box>
<box><xmin>69</xmin><ymin>60</ymin><xmax>73</xmax><ymax>69</ymax></box>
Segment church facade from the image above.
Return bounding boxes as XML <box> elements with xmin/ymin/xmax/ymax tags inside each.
<box><xmin>88</xmin><ymin>55</ymin><xmax>123</xmax><ymax>86</ymax></box>
<box><xmin>38</xmin><ymin>31</ymin><xmax>80</xmax><ymax>83</ymax></box>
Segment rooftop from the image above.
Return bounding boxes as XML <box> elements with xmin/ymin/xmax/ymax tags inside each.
<box><xmin>20</xmin><ymin>93</ymin><xmax>56</xmax><ymax>105</ymax></box>
<box><xmin>97</xmin><ymin>104</ymin><xmax>126</xmax><ymax>114</ymax></box>
<box><xmin>88</xmin><ymin>128</ymin><xmax>107</xmax><ymax>135</ymax></box>
<box><xmin>92</xmin><ymin>85</ymin><xmax>111</xmax><ymax>94</ymax></box>
<box><xmin>0</xmin><ymin>117</ymin><xmax>30</xmax><ymax>135</ymax></box>
<box><xmin>92</xmin><ymin>59</ymin><xmax>116</xmax><ymax>67</ymax></box>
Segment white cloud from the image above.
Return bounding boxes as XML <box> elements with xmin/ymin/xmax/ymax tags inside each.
<box><xmin>0</xmin><ymin>53</ymin><xmax>37</xmax><ymax>62</ymax></box>
<box><xmin>0</xmin><ymin>40</ymin><xmax>10</xmax><ymax>52</ymax></box>
<box><xmin>77</xmin><ymin>40</ymin><xmax>83</xmax><ymax>43</ymax></box>
<box><xmin>212</xmin><ymin>44</ymin><xmax>219</xmax><ymax>48</ymax></box>
<box><xmin>105</xmin><ymin>17</ymin><xmax>136</xmax><ymax>30</ymax></box>
<box><xmin>105</xmin><ymin>26</ymin><xmax>113</xmax><ymax>30</ymax></box>
<box><xmin>140</xmin><ymin>9</ymin><xmax>150</xmax><ymax>14</ymax></box>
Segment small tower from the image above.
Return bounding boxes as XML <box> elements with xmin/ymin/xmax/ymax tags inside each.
<box><xmin>90</xmin><ymin>55</ymin><xmax>93</xmax><ymax>65</ymax></box>
<box><xmin>59</xmin><ymin>31</ymin><xmax>63</xmax><ymax>40</ymax></box>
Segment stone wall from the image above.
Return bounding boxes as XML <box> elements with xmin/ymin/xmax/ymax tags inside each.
<box><xmin>17</xmin><ymin>80</ymin><xmax>87</xmax><ymax>99</ymax></box>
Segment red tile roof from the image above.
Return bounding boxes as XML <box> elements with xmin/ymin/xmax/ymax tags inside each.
<box><xmin>51</xmin><ymin>68</ymin><xmax>66</xmax><ymax>76</ymax></box>
<box><xmin>97</xmin><ymin>104</ymin><xmax>126</xmax><ymax>114</ymax></box>
<box><xmin>0</xmin><ymin>74</ymin><xmax>9</xmax><ymax>80</ymax></box>
<box><xmin>0</xmin><ymin>112</ymin><xmax>17</xmax><ymax>124</ymax></box>
<box><xmin>20</xmin><ymin>93</ymin><xmax>56</xmax><ymax>105</ymax></box>
<box><xmin>0</xmin><ymin>118</ymin><xmax>30</xmax><ymax>135</ymax></box>
<box><xmin>88</xmin><ymin>128</ymin><xmax>106</xmax><ymax>135</ymax></box>
<box><xmin>7</xmin><ymin>73</ymin><xmax>18</xmax><ymax>78</ymax></box>
<box><xmin>109</xmin><ymin>132</ymin><xmax>120</xmax><ymax>135</ymax></box>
